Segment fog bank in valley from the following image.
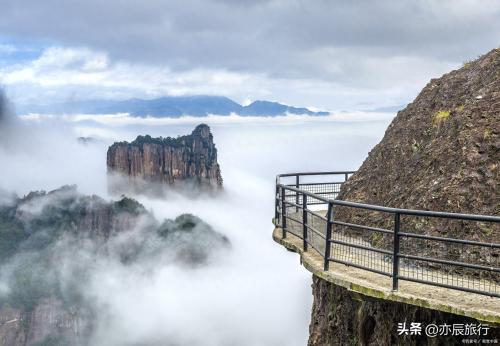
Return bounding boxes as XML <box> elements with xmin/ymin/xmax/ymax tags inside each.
<box><xmin>0</xmin><ymin>105</ymin><xmax>393</xmax><ymax>345</ymax></box>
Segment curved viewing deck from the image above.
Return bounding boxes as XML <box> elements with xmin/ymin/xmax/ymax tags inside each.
<box><xmin>273</xmin><ymin>172</ymin><xmax>500</xmax><ymax>324</ymax></box>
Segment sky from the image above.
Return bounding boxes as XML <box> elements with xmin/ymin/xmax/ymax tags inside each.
<box><xmin>0</xmin><ymin>2</ymin><xmax>498</xmax><ymax>343</ymax></box>
<box><xmin>0</xmin><ymin>0</ymin><xmax>499</xmax><ymax>111</ymax></box>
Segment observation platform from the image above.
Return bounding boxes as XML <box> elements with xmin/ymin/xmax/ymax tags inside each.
<box><xmin>273</xmin><ymin>172</ymin><xmax>500</xmax><ymax>325</ymax></box>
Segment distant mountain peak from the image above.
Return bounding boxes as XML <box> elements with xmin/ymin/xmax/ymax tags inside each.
<box><xmin>241</xmin><ymin>99</ymin><xmax>328</xmax><ymax>116</ymax></box>
<box><xmin>17</xmin><ymin>95</ymin><xmax>329</xmax><ymax>117</ymax></box>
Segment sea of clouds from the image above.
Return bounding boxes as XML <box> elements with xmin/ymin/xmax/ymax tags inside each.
<box><xmin>0</xmin><ymin>104</ymin><xmax>393</xmax><ymax>345</ymax></box>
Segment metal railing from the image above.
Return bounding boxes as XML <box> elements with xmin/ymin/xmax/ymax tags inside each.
<box><xmin>274</xmin><ymin>171</ymin><xmax>500</xmax><ymax>298</ymax></box>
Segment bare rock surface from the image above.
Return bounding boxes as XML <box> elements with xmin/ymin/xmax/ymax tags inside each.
<box><xmin>0</xmin><ymin>307</ymin><xmax>25</xmax><ymax>346</ymax></box>
<box><xmin>336</xmin><ymin>48</ymin><xmax>499</xmax><ymax>242</ymax></box>
<box><xmin>308</xmin><ymin>275</ymin><xmax>500</xmax><ymax>346</ymax></box>
<box><xmin>107</xmin><ymin>124</ymin><xmax>223</xmax><ymax>195</ymax></box>
<box><xmin>25</xmin><ymin>297</ymin><xmax>86</xmax><ymax>346</ymax></box>
<box><xmin>306</xmin><ymin>48</ymin><xmax>500</xmax><ymax>345</ymax></box>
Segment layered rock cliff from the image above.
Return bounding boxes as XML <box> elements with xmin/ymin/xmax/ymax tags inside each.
<box><xmin>107</xmin><ymin>124</ymin><xmax>223</xmax><ymax>195</ymax></box>
<box><xmin>0</xmin><ymin>186</ymin><xmax>229</xmax><ymax>345</ymax></box>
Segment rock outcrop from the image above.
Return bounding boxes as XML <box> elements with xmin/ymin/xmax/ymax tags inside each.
<box><xmin>308</xmin><ymin>275</ymin><xmax>499</xmax><ymax>346</ymax></box>
<box><xmin>0</xmin><ymin>185</ymin><xmax>229</xmax><ymax>345</ymax></box>
<box><xmin>0</xmin><ymin>186</ymin><xmax>141</xmax><ymax>345</ymax></box>
<box><xmin>0</xmin><ymin>89</ymin><xmax>7</xmax><ymax>124</ymax></box>
<box><xmin>107</xmin><ymin>124</ymin><xmax>223</xmax><ymax>195</ymax></box>
<box><xmin>336</xmin><ymin>48</ymin><xmax>499</xmax><ymax>237</ymax></box>
<box><xmin>333</xmin><ymin>48</ymin><xmax>499</xmax><ymax>271</ymax></box>
<box><xmin>308</xmin><ymin>48</ymin><xmax>500</xmax><ymax>344</ymax></box>
<box><xmin>0</xmin><ymin>89</ymin><xmax>15</xmax><ymax>143</ymax></box>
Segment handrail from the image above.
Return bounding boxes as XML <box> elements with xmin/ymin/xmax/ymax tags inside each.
<box><xmin>274</xmin><ymin>171</ymin><xmax>500</xmax><ymax>298</ymax></box>
<box><xmin>279</xmin><ymin>183</ymin><xmax>500</xmax><ymax>223</ymax></box>
<box><xmin>277</xmin><ymin>171</ymin><xmax>356</xmax><ymax>179</ymax></box>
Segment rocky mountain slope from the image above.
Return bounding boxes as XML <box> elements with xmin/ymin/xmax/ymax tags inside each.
<box><xmin>338</xmin><ymin>47</ymin><xmax>499</xmax><ymax>218</ymax></box>
<box><xmin>335</xmin><ymin>48</ymin><xmax>499</xmax><ymax>263</ymax></box>
<box><xmin>0</xmin><ymin>186</ymin><xmax>229</xmax><ymax>345</ymax></box>
<box><xmin>308</xmin><ymin>48</ymin><xmax>499</xmax><ymax>345</ymax></box>
<box><xmin>107</xmin><ymin>124</ymin><xmax>223</xmax><ymax>195</ymax></box>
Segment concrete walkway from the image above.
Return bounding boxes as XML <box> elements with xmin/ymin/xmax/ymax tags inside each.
<box><xmin>282</xmin><ymin>211</ymin><xmax>499</xmax><ymax>295</ymax></box>
<box><xmin>273</xmin><ymin>227</ymin><xmax>500</xmax><ymax>325</ymax></box>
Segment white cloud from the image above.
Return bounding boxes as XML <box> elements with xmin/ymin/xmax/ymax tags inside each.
<box><xmin>0</xmin><ymin>0</ymin><xmax>498</xmax><ymax>112</ymax></box>
<box><xmin>0</xmin><ymin>46</ymin><xmax>271</xmax><ymax>105</ymax></box>
<box><xmin>0</xmin><ymin>44</ymin><xmax>17</xmax><ymax>54</ymax></box>
<box><xmin>0</xmin><ymin>44</ymin><xmax>461</xmax><ymax>111</ymax></box>
<box><xmin>20</xmin><ymin>111</ymin><xmax>395</xmax><ymax>128</ymax></box>
<box><xmin>0</xmin><ymin>112</ymin><xmax>393</xmax><ymax>345</ymax></box>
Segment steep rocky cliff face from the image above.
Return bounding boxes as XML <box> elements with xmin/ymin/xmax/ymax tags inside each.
<box><xmin>107</xmin><ymin>124</ymin><xmax>223</xmax><ymax>195</ymax></box>
<box><xmin>0</xmin><ymin>186</ymin><xmax>229</xmax><ymax>345</ymax></box>
<box><xmin>333</xmin><ymin>48</ymin><xmax>499</xmax><ymax>274</ymax></box>
<box><xmin>336</xmin><ymin>48</ymin><xmax>499</xmax><ymax>241</ymax></box>
<box><xmin>0</xmin><ymin>89</ymin><xmax>7</xmax><ymax>124</ymax></box>
<box><xmin>308</xmin><ymin>49</ymin><xmax>499</xmax><ymax>345</ymax></box>
<box><xmin>308</xmin><ymin>275</ymin><xmax>499</xmax><ymax>346</ymax></box>
<box><xmin>0</xmin><ymin>89</ymin><xmax>16</xmax><ymax>149</ymax></box>
<box><xmin>0</xmin><ymin>185</ymin><xmax>144</xmax><ymax>262</ymax></box>
<box><xmin>0</xmin><ymin>186</ymin><xmax>142</xmax><ymax>346</ymax></box>
<box><xmin>0</xmin><ymin>297</ymin><xmax>89</xmax><ymax>346</ymax></box>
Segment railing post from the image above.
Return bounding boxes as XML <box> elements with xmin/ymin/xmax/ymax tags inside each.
<box><xmin>392</xmin><ymin>212</ymin><xmax>401</xmax><ymax>291</ymax></box>
<box><xmin>344</xmin><ymin>173</ymin><xmax>348</xmax><ymax>181</ymax></box>
<box><xmin>275</xmin><ymin>184</ymin><xmax>279</xmax><ymax>224</ymax></box>
<box><xmin>302</xmin><ymin>193</ymin><xmax>308</xmax><ymax>251</ymax></box>
<box><xmin>295</xmin><ymin>175</ymin><xmax>300</xmax><ymax>212</ymax></box>
<box><xmin>281</xmin><ymin>186</ymin><xmax>287</xmax><ymax>239</ymax></box>
<box><xmin>324</xmin><ymin>201</ymin><xmax>333</xmax><ymax>271</ymax></box>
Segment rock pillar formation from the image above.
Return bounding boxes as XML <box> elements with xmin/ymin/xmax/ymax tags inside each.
<box><xmin>107</xmin><ymin>124</ymin><xmax>223</xmax><ymax>195</ymax></box>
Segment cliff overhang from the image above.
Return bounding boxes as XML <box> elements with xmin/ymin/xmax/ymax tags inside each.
<box><xmin>273</xmin><ymin>227</ymin><xmax>500</xmax><ymax>325</ymax></box>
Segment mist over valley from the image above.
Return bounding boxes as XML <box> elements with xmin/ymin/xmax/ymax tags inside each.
<box><xmin>0</xmin><ymin>95</ymin><xmax>392</xmax><ymax>345</ymax></box>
